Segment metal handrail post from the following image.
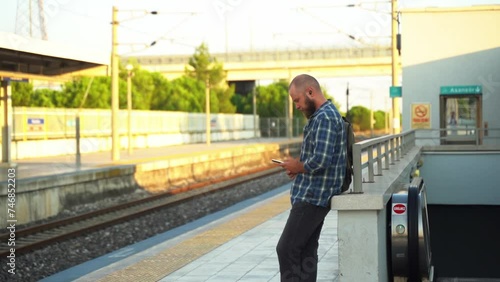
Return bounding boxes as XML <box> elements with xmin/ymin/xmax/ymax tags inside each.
<box><xmin>396</xmin><ymin>135</ymin><xmax>401</xmax><ymax>161</ymax></box>
<box><xmin>384</xmin><ymin>140</ymin><xmax>390</xmax><ymax>169</ymax></box>
<box><xmin>376</xmin><ymin>143</ymin><xmax>382</xmax><ymax>175</ymax></box>
<box><xmin>353</xmin><ymin>143</ymin><xmax>363</xmax><ymax>193</ymax></box>
<box><xmin>368</xmin><ymin>145</ymin><xmax>374</xmax><ymax>182</ymax></box>
<box><xmin>390</xmin><ymin>138</ymin><xmax>395</xmax><ymax>164</ymax></box>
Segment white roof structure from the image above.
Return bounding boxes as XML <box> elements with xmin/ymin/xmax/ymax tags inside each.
<box><xmin>0</xmin><ymin>31</ymin><xmax>108</xmax><ymax>78</ymax></box>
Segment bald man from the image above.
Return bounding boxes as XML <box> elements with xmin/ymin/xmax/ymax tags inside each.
<box><xmin>276</xmin><ymin>74</ymin><xmax>346</xmax><ymax>281</ymax></box>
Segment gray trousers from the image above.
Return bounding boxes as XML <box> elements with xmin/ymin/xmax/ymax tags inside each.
<box><xmin>276</xmin><ymin>201</ymin><xmax>330</xmax><ymax>282</ymax></box>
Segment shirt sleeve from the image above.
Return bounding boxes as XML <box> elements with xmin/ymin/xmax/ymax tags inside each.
<box><xmin>303</xmin><ymin>117</ymin><xmax>340</xmax><ymax>173</ymax></box>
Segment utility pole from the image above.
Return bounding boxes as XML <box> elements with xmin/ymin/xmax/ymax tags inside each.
<box><xmin>109</xmin><ymin>7</ymin><xmax>159</xmax><ymax>160</ymax></box>
<box><xmin>15</xmin><ymin>0</ymin><xmax>48</xmax><ymax>40</ymax></box>
<box><xmin>370</xmin><ymin>91</ymin><xmax>374</xmax><ymax>137</ymax></box>
<box><xmin>391</xmin><ymin>0</ymin><xmax>401</xmax><ymax>134</ymax></box>
<box><xmin>38</xmin><ymin>0</ymin><xmax>48</xmax><ymax>40</ymax></box>
<box><xmin>126</xmin><ymin>64</ymin><xmax>133</xmax><ymax>155</ymax></box>
<box><xmin>287</xmin><ymin>70</ymin><xmax>293</xmax><ymax>138</ymax></box>
<box><xmin>205</xmin><ymin>77</ymin><xmax>211</xmax><ymax>145</ymax></box>
<box><xmin>346</xmin><ymin>82</ymin><xmax>350</xmax><ymax>120</ymax></box>
<box><xmin>253</xmin><ymin>85</ymin><xmax>258</xmax><ymax>138</ymax></box>
<box><xmin>385</xmin><ymin>97</ymin><xmax>389</xmax><ymax>134</ymax></box>
<box><xmin>111</xmin><ymin>6</ymin><xmax>120</xmax><ymax>161</ymax></box>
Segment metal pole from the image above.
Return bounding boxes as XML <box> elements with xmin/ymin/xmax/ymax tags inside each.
<box><xmin>205</xmin><ymin>77</ymin><xmax>211</xmax><ymax>145</ymax></box>
<box><xmin>385</xmin><ymin>97</ymin><xmax>389</xmax><ymax>133</ymax></box>
<box><xmin>127</xmin><ymin>68</ymin><xmax>132</xmax><ymax>154</ymax></box>
<box><xmin>287</xmin><ymin>95</ymin><xmax>293</xmax><ymax>138</ymax></box>
<box><xmin>288</xmin><ymin>70</ymin><xmax>293</xmax><ymax>138</ymax></box>
<box><xmin>253</xmin><ymin>85</ymin><xmax>257</xmax><ymax>138</ymax></box>
<box><xmin>225</xmin><ymin>13</ymin><xmax>228</xmax><ymax>61</ymax></box>
<box><xmin>346</xmin><ymin>82</ymin><xmax>349</xmax><ymax>120</ymax></box>
<box><xmin>76</xmin><ymin>114</ymin><xmax>81</xmax><ymax>167</ymax></box>
<box><xmin>111</xmin><ymin>6</ymin><xmax>120</xmax><ymax>160</ymax></box>
<box><xmin>391</xmin><ymin>0</ymin><xmax>401</xmax><ymax>134</ymax></box>
<box><xmin>370</xmin><ymin>91</ymin><xmax>374</xmax><ymax>137</ymax></box>
<box><xmin>1</xmin><ymin>79</ymin><xmax>13</xmax><ymax>164</ymax></box>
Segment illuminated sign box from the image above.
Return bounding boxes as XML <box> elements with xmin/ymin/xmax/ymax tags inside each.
<box><xmin>390</xmin><ymin>86</ymin><xmax>402</xmax><ymax>98</ymax></box>
<box><xmin>440</xmin><ymin>85</ymin><xmax>482</xmax><ymax>95</ymax></box>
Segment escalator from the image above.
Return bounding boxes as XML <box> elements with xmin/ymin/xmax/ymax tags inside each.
<box><xmin>388</xmin><ymin>177</ymin><xmax>435</xmax><ymax>281</ymax></box>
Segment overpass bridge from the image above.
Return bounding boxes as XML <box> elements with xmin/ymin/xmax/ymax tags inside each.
<box><xmin>131</xmin><ymin>47</ymin><xmax>398</xmax><ymax>81</ymax></box>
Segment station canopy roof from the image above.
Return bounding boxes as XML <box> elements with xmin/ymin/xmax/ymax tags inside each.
<box><xmin>0</xmin><ymin>31</ymin><xmax>108</xmax><ymax>81</ymax></box>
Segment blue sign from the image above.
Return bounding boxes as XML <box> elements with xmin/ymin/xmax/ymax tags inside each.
<box><xmin>440</xmin><ymin>85</ymin><xmax>482</xmax><ymax>95</ymax></box>
<box><xmin>390</xmin><ymin>86</ymin><xmax>402</xmax><ymax>98</ymax></box>
<box><xmin>4</xmin><ymin>77</ymin><xmax>29</xmax><ymax>83</ymax></box>
<box><xmin>27</xmin><ymin>118</ymin><xmax>44</xmax><ymax>125</ymax></box>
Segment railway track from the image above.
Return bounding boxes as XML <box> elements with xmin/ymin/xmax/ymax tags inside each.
<box><xmin>0</xmin><ymin>166</ymin><xmax>283</xmax><ymax>257</ymax></box>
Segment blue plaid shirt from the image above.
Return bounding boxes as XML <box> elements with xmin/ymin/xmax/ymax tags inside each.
<box><xmin>291</xmin><ymin>101</ymin><xmax>346</xmax><ymax>207</ymax></box>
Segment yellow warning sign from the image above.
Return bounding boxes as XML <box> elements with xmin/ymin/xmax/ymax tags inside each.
<box><xmin>411</xmin><ymin>103</ymin><xmax>431</xmax><ymax>129</ymax></box>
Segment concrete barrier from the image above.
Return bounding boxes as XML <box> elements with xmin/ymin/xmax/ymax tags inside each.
<box><xmin>0</xmin><ymin>166</ymin><xmax>137</xmax><ymax>228</ymax></box>
<box><xmin>134</xmin><ymin>143</ymin><xmax>284</xmax><ymax>192</ymax></box>
<box><xmin>331</xmin><ymin>146</ymin><xmax>421</xmax><ymax>281</ymax></box>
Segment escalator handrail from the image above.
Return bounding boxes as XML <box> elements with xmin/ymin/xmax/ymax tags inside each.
<box><xmin>407</xmin><ymin>182</ymin><xmax>420</xmax><ymax>281</ymax></box>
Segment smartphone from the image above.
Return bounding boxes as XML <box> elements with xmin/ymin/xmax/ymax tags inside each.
<box><xmin>272</xmin><ymin>159</ymin><xmax>284</xmax><ymax>164</ymax></box>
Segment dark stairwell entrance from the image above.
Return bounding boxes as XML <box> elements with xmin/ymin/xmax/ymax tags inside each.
<box><xmin>428</xmin><ymin>205</ymin><xmax>500</xmax><ymax>280</ymax></box>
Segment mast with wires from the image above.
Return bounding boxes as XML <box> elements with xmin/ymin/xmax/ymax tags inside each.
<box><xmin>15</xmin><ymin>0</ymin><xmax>48</xmax><ymax>40</ymax></box>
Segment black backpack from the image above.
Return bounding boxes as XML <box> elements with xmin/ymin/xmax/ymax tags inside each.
<box><xmin>341</xmin><ymin>116</ymin><xmax>355</xmax><ymax>193</ymax></box>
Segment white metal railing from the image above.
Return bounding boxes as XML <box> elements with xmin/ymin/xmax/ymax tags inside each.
<box><xmin>413</xmin><ymin>128</ymin><xmax>500</xmax><ymax>146</ymax></box>
<box><xmin>135</xmin><ymin>47</ymin><xmax>392</xmax><ymax>65</ymax></box>
<box><xmin>351</xmin><ymin>128</ymin><xmax>500</xmax><ymax>193</ymax></box>
<box><xmin>352</xmin><ymin>130</ymin><xmax>416</xmax><ymax>194</ymax></box>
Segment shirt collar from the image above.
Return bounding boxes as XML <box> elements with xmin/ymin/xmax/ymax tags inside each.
<box><xmin>309</xmin><ymin>100</ymin><xmax>330</xmax><ymax>119</ymax></box>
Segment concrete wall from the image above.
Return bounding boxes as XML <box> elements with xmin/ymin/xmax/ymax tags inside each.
<box><xmin>401</xmin><ymin>6</ymin><xmax>500</xmax><ymax>133</ymax></box>
<box><xmin>332</xmin><ymin>146</ymin><xmax>421</xmax><ymax>281</ymax></box>
<box><xmin>420</xmin><ymin>150</ymin><xmax>500</xmax><ymax>205</ymax></box>
<box><xmin>0</xmin><ymin>166</ymin><xmax>137</xmax><ymax>228</ymax></box>
<box><xmin>1</xmin><ymin>108</ymin><xmax>259</xmax><ymax>160</ymax></box>
<box><xmin>337</xmin><ymin>209</ymin><xmax>389</xmax><ymax>282</ymax></box>
<box><xmin>0</xmin><ymin>140</ymin><xmax>301</xmax><ymax>228</ymax></box>
<box><xmin>9</xmin><ymin>130</ymin><xmax>256</xmax><ymax>160</ymax></box>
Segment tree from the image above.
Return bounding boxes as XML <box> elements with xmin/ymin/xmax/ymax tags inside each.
<box><xmin>149</xmin><ymin>72</ymin><xmax>173</xmax><ymax>111</ymax></box>
<box><xmin>214</xmin><ymin>84</ymin><xmax>236</xmax><ymax>113</ymax></box>
<box><xmin>374</xmin><ymin>110</ymin><xmax>386</xmax><ymax>130</ymax></box>
<box><xmin>163</xmin><ymin>76</ymin><xmax>205</xmax><ymax>112</ymax></box>
<box><xmin>185</xmin><ymin>43</ymin><xmax>236</xmax><ymax>113</ymax></box>
<box><xmin>120</xmin><ymin>62</ymin><xmax>156</xmax><ymax>110</ymax></box>
<box><xmin>12</xmin><ymin>81</ymin><xmax>61</xmax><ymax>108</ymax></box>
<box><xmin>255</xmin><ymin>81</ymin><xmax>289</xmax><ymax>118</ymax></box>
<box><xmin>322</xmin><ymin>87</ymin><xmax>342</xmax><ymax>114</ymax></box>
<box><xmin>61</xmin><ymin>76</ymin><xmax>110</xmax><ymax>109</ymax></box>
<box><xmin>232</xmin><ymin>91</ymin><xmax>253</xmax><ymax>114</ymax></box>
<box><xmin>33</xmin><ymin>88</ymin><xmax>58</xmax><ymax>107</ymax></box>
<box><xmin>251</xmin><ymin>81</ymin><xmax>342</xmax><ymax>118</ymax></box>
<box><xmin>12</xmin><ymin>82</ymin><xmax>34</xmax><ymax>107</ymax></box>
<box><xmin>348</xmin><ymin>105</ymin><xmax>371</xmax><ymax>131</ymax></box>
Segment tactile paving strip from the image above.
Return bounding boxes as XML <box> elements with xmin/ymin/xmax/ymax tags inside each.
<box><xmin>98</xmin><ymin>193</ymin><xmax>290</xmax><ymax>282</ymax></box>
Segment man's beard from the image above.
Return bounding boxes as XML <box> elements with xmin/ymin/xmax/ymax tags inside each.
<box><xmin>302</xmin><ymin>95</ymin><xmax>316</xmax><ymax>119</ymax></box>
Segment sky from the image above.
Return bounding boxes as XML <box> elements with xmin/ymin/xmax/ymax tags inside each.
<box><xmin>1</xmin><ymin>0</ymin><xmax>499</xmax><ymax>112</ymax></box>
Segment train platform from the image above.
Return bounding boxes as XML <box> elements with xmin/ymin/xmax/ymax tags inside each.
<box><xmin>41</xmin><ymin>184</ymin><xmax>339</xmax><ymax>282</ymax></box>
<box><xmin>0</xmin><ymin>137</ymin><xmax>302</xmax><ymax>182</ymax></box>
